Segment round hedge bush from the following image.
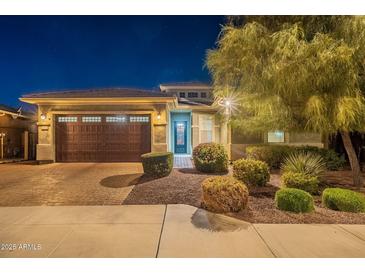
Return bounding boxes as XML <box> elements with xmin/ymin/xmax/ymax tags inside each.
<box><xmin>141</xmin><ymin>152</ymin><xmax>173</xmax><ymax>178</ymax></box>
<box><xmin>233</xmin><ymin>159</ymin><xmax>270</xmax><ymax>186</ymax></box>
<box><xmin>193</xmin><ymin>143</ymin><xmax>228</xmax><ymax>173</ymax></box>
<box><xmin>275</xmin><ymin>188</ymin><xmax>314</xmax><ymax>213</ymax></box>
<box><xmin>201</xmin><ymin>176</ymin><xmax>249</xmax><ymax>213</ymax></box>
<box><xmin>281</xmin><ymin>171</ymin><xmax>319</xmax><ymax>194</ymax></box>
<box><xmin>322</xmin><ymin>188</ymin><xmax>365</xmax><ymax>213</ymax></box>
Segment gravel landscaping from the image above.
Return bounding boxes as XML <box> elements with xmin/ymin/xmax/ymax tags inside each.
<box><xmin>123</xmin><ymin>168</ymin><xmax>209</xmax><ymax>207</ymax></box>
<box><xmin>123</xmin><ymin>168</ymin><xmax>365</xmax><ymax>224</ymax></box>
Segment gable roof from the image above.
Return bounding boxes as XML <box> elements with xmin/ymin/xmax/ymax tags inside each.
<box><xmin>0</xmin><ymin>104</ymin><xmax>19</xmax><ymax>114</ymax></box>
<box><xmin>22</xmin><ymin>87</ymin><xmax>173</xmax><ymax>99</ymax></box>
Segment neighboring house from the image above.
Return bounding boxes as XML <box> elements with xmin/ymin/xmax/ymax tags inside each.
<box><xmin>20</xmin><ymin>82</ymin><xmax>324</xmax><ymax>163</ymax></box>
<box><xmin>0</xmin><ymin>104</ymin><xmax>37</xmax><ymax>160</ymax></box>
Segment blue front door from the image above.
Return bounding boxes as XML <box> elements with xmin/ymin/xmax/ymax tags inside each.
<box><xmin>174</xmin><ymin>121</ymin><xmax>187</xmax><ymax>154</ymax></box>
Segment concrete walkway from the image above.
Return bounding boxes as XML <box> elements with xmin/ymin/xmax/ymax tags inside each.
<box><xmin>173</xmin><ymin>155</ymin><xmax>193</xmax><ymax>169</ymax></box>
<box><xmin>1</xmin><ymin>204</ymin><xmax>365</xmax><ymax>258</ymax></box>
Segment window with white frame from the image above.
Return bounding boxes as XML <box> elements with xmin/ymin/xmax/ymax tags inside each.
<box><xmin>188</xmin><ymin>92</ymin><xmax>198</xmax><ymax>98</ymax></box>
<box><xmin>199</xmin><ymin>114</ymin><xmax>213</xmax><ymax>143</ymax></box>
<box><xmin>58</xmin><ymin>117</ymin><xmax>77</xmax><ymax>123</ymax></box>
<box><xmin>129</xmin><ymin>116</ymin><xmax>149</xmax><ymax>123</ymax></box>
<box><xmin>106</xmin><ymin>116</ymin><xmax>127</xmax><ymax>123</ymax></box>
<box><xmin>82</xmin><ymin>116</ymin><xmax>101</xmax><ymax>123</ymax></box>
<box><xmin>268</xmin><ymin>131</ymin><xmax>285</xmax><ymax>143</ymax></box>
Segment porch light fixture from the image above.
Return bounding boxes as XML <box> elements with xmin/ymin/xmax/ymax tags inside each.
<box><xmin>40</xmin><ymin>113</ymin><xmax>47</xmax><ymax>120</ymax></box>
<box><xmin>217</xmin><ymin>97</ymin><xmax>235</xmax><ymax>116</ymax></box>
<box><xmin>157</xmin><ymin>113</ymin><xmax>161</xmax><ymax>120</ymax></box>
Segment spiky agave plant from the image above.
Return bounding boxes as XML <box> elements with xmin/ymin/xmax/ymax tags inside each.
<box><xmin>281</xmin><ymin>151</ymin><xmax>327</xmax><ymax>177</ymax></box>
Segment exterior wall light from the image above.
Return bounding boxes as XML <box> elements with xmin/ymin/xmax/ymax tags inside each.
<box><xmin>157</xmin><ymin>113</ymin><xmax>161</xmax><ymax>120</ymax></box>
<box><xmin>217</xmin><ymin>95</ymin><xmax>238</xmax><ymax>117</ymax></box>
<box><xmin>40</xmin><ymin>113</ymin><xmax>47</xmax><ymax>120</ymax></box>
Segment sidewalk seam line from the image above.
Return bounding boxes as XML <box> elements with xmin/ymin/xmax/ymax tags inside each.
<box><xmin>335</xmin><ymin>224</ymin><xmax>365</xmax><ymax>242</ymax></box>
<box><xmin>46</xmin><ymin>227</ymin><xmax>74</xmax><ymax>258</ymax></box>
<box><xmin>252</xmin><ymin>225</ymin><xmax>277</xmax><ymax>258</ymax></box>
<box><xmin>155</xmin><ymin>204</ymin><xmax>167</xmax><ymax>258</ymax></box>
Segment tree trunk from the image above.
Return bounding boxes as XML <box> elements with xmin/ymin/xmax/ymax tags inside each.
<box><xmin>340</xmin><ymin>131</ymin><xmax>363</xmax><ymax>188</ymax></box>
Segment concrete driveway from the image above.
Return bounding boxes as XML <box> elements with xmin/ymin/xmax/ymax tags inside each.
<box><xmin>0</xmin><ymin>204</ymin><xmax>365</xmax><ymax>258</ymax></box>
<box><xmin>0</xmin><ymin>162</ymin><xmax>143</xmax><ymax>206</ymax></box>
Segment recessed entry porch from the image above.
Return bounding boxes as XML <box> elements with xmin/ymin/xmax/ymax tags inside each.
<box><xmin>169</xmin><ymin>111</ymin><xmax>192</xmax><ymax>155</ymax></box>
<box><xmin>170</xmin><ymin>111</ymin><xmax>193</xmax><ymax>169</ymax></box>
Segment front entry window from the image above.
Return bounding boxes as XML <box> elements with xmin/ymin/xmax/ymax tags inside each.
<box><xmin>174</xmin><ymin>121</ymin><xmax>187</xmax><ymax>154</ymax></box>
<box><xmin>176</xmin><ymin>123</ymin><xmax>185</xmax><ymax>145</ymax></box>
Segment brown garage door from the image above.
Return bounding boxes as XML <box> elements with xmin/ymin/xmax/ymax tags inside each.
<box><xmin>55</xmin><ymin>114</ymin><xmax>151</xmax><ymax>162</ymax></box>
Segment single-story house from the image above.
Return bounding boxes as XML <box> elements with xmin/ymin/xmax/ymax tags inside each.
<box><xmin>20</xmin><ymin>82</ymin><xmax>324</xmax><ymax>163</ymax></box>
<box><xmin>0</xmin><ymin>104</ymin><xmax>37</xmax><ymax>160</ymax></box>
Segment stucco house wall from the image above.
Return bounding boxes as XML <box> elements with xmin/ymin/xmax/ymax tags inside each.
<box><xmin>230</xmin><ymin>129</ymin><xmax>324</xmax><ymax>160</ymax></box>
<box><xmin>20</xmin><ymin>84</ymin><xmax>325</xmax><ymax>163</ymax></box>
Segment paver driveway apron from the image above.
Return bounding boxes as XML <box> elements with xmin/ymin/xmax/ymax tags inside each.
<box><xmin>0</xmin><ymin>163</ymin><xmax>143</xmax><ymax>206</ymax></box>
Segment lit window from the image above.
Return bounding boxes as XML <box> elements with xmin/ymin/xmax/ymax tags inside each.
<box><xmin>82</xmin><ymin>116</ymin><xmax>101</xmax><ymax>123</ymax></box>
<box><xmin>129</xmin><ymin>116</ymin><xmax>149</xmax><ymax>123</ymax></box>
<box><xmin>58</xmin><ymin>117</ymin><xmax>77</xmax><ymax>123</ymax></box>
<box><xmin>268</xmin><ymin>131</ymin><xmax>285</xmax><ymax>143</ymax></box>
<box><xmin>179</xmin><ymin>92</ymin><xmax>185</xmax><ymax>98</ymax></box>
<box><xmin>200</xmin><ymin>115</ymin><xmax>213</xmax><ymax>143</ymax></box>
<box><xmin>188</xmin><ymin>92</ymin><xmax>198</xmax><ymax>98</ymax></box>
<box><xmin>201</xmin><ymin>92</ymin><xmax>207</xmax><ymax>98</ymax></box>
<box><xmin>106</xmin><ymin>116</ymin><xmax>127</xmax><ymax>123</ymax></box>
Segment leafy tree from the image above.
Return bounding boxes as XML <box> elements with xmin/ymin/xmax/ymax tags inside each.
<box><xmin>206</xmin><ymin>16</ymin><xmax>365</xmax><ymax>187</ymax></box>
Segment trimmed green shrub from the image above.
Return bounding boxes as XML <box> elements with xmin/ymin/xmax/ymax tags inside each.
<box><xmin>275</xmin><ymin>188</ymin><xmax>315</xmax><ymax>213</ymax></box>
<box><xmin>201</xmin><ymin>176</ymin><xmax>249</xmax><ymax>213</ymax></box>
<box><xmin>245</xmin><ymin>145</ymin><xmax>294</xmax><ymax>169</ymax></box>
<box><xmin>233</xmin><ymin>159</ymin><xmax>270</xmax><ymax>186</ymax></box>
<box><xmin>281</xmin><ymin>171</ymin><xmax>319</xmax><ymax>194</ymax></box>
<box><xmin>322</xmin><ymin>188</ymin><xmax>365</xmax><ymax>213</ymax></box>
<box><xmin>281</xmin><ymin>152</ymin><xmax>326</xmax><ymax>177</ymax></box>
<box><xmin>193</xmin><ymin>143</ymin><xmax>228</xmax><ymax>173</ymax></box>
<box><xmin>295</xmin><ymin>146</ymin><xmax>345</xmax><ymax>171</ymax></box>
<box><xmin>141</xmin><ymin>152</ymin><xmax>173</xmax><ymax>178</ymax></box>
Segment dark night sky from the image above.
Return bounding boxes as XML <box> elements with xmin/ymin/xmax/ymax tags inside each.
<box><xmin>0</xmin><ymin>16</ymin><xmax>225</xmax><ymax>107</ymax></box>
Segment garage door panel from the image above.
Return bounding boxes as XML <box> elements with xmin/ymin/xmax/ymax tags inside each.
<box><xmin>55</xmin><ymin>114</ymin><xmax>151</xmax><ymax>162</ymax></box>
